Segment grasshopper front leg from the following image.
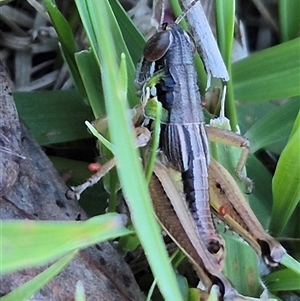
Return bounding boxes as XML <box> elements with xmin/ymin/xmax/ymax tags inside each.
<box><xmin>66</xmin><ymin>126</ymin><xmax>152</xmax><ymax>201</ymax></box>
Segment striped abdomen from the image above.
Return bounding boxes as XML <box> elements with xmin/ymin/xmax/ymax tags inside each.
<box><xmin>161</xmin><ymin>122</ymin><xmax>224</xmax><ymax>254</ymax></box>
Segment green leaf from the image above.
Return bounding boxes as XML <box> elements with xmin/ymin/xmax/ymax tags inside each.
<box><xmin>43</xmin><ymin>0</ymin><xmax>87</xmax><ymax>99</ymax></box>
<box><xmin>145</xmin><ymin>99</ymin><xmax>162</xmax><ymax>183</ymax></box>
<box><xmin>281</xmin><ymin>253</ymin><xmax>300</xmax><ymax>275</ymax></box>
<box><xmin>244</xmin><ymin>98</ymin><xmax>300</xmax><ymax>153</ymax></box>
<box><xmin>269</xmin><ymin>112</ymin><xmax>300</xmax><ymax>235</ymax></box>
<box><xmin>215</xmin><ymin>0</ymin><xmax>238</xmax><ymax>129</ymax></box>
<box><xmin>279</xmin><ymin>0</ymin><xmax>300</xmax><ymax>42</ymax></box>
<box><xmin>265</xmin><ymin>267</ymin><xmax>300</xmax><ymax>292</ymax></box>
<box><xmin>74</xmin><ymin>0</ymin><xmax>138</xmax><ymax>108</ymax></box>
<box><xmin>246</xmin><ymin>154</ymin><xmax>273</xmax><ymax>228</ymax></box>
<box><xmin>0</xmin><ymin>251</ymin><xmax>77</xmax><ymax>301</ymax></box>
<box><xmin>75</xmin><ymin>50</ymin><xmax>105</xmax><ymax>118</ymax></box>
<box><xmin>188</xmin><ymin>288</ymin><xmax>202</xmax><ymax>301</ymax></box>
<box><xmin>233</xmin><ymin>38</ymin><xmax>300</xmax><ymax>101</ymax></box>
<box><xmin>85</xmin><ymin>121</ymin><xmax>114</xmax><ymax>153</ymax></box>
<box><xmin>222</xmin><ymin>230</ymin><xmax>262</xmax><ymax>297</ymax></box>
<box><xmin>280</xmin><ymin>253</ymin><xmax>300</xmax><ymax>275</ymax></box>
<box><xmin>13</xmin><ymin>90</ymin><xmax>93</xmax><ymax>145</ymax></box>
<box><xmin>108</xmin><ymin>0</ymin><xmax>145</xmax><ymax>65</ymax></box>
<box><xmin>1</xmin><ymin>214</ymin><xmax>130</xmax><ymax>274</ymax></box>
<box><xmin>236</xmin><ymin>100</ymin><xmax>276</xmax><ymax>135</ymax></box>
<box><xmin>215</xmin><ymin>0</ymin><xmax>235</xmax><ymax>66</ymax></box>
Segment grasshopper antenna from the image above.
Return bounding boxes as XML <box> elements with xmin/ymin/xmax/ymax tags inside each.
<box><xmin>175</xmin><ymin>0</ymin><xmax>199</xmax><ymax>24</ymax></box>
<box><xmin>158</xmin><ymin>0</ymin><xmax>165</xmax><ymax>26</ymax></box>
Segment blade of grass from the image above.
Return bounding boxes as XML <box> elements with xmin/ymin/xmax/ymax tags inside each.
<box><xmin>265</xmin><ymin>267</ymin><xmax>300</xmax><ymax>292</ymax></box>
<box><xmin>215</xmin><ymin>0</ymin><xmax>235</xmax><ymax>66</ymax></box>
<box><xmin>244</xmin><ymin>98</ymin><xmax>300</xmax><ymax>153</ymax></box>
<box><xmin>269</xmin><ymin>112</ymin><xmax>300</xmax><ymax>235</ymax></box>
<box><xmin>1</xmin><ymin>214</ymin><xmax>130</xmax><ymax>274</ymax></box>
<box><xmin>13</xmin><ymin>90</ymin><xmax>93</xmax><ymax>145</ymax></box>
<box><xmin>222</xmin><ymin>232</ymin><xmax>262</xmax><ymax>297</ymax></box>
<box><xmin>145</xmin><ymin>99</ymin><xmax>162</xmax><ymax>183</ymax></box>
<box><xmin>280</xmin><ymin>253</ymin><xmax>300</xmax><ymax>275</ymax></box>
<box><xmin>43</xmin><ymin>0</ymin><xmax>87</xmax><ymax>99</ymax></box>
<box><xmin>75</xmin><ymin>50</ymin><xmax>105</xmax><ymax>118</ymax></box>
<box><xmin>1</xmin><ymin>251</ymin><xmax>78</xmax><ymax>301</ymax></box>
<box><xmin>214</xmin><ymin>0</ymin><xmax>237</xmax><ymax>130</ymax></box>
<box><xmin>85</xmin><ymin>121</ymin><xmax>114</xmax><ymax>153</ymax></box>
<box><xmin>278</xmin><ymin>0</ymin><xmax>300</xmax><ymax>42</ymax></box>
<box><xmin>73</xmin><ymin>1</ymin><xmax>138</xmax><ymax>108</ymax></box>
<box><xmin>108</xmin><ymin>0</ymin><xmax>145</xmax><ymax>65</ymax></box>
<box><xmin>232</xmin><ymin>38</ymin><xmax>300</xmax><ymax>102</ymax></box>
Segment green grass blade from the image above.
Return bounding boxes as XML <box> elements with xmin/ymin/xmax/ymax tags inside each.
<box><xmin>85</xmin><ymin>121</ymin><xmax>114</xmax><ymax>152</ymax></box>
<box><xmin>279</xmin><ymin>0</ymin><xmax>300</xmax><ymax>42</ymax></box>
<box><xmin>233</xmin><ymin>38</ymin><xmax>300</xmax><ymax>101</ymax></box>
<box><xmin>43</xmin><ymin>0</ymin><xmax>77</xmax><ymax>54</ymax></box>
<box><xmin>215</xmin><ymin>0</ymin><xmax>235</xmax><ymax>66</ymax></box>
<box><xmin>1</xmin><ymin>251</ymin><xmax>77</xmax><ymax>301</ymax></box>
<box><xmin>269</xmin><ymin>112</ymin><xmax>300</xmax><ymax>235</ymax></box>
<box><xmin>1</xmin><ymin>214</ymin><xmax>130</xmax><ymax>274</ymax></box>
<box><xmin>244</xmin><ymin>98</ymin><xmax>300</xmax><ymax>153</ymax></box>
<box><xmin>264</xmin><ymin>267</ymin><xmax>300</xmax><ymax>292</ymax></box>
<box><xmin>75</xmin><ymin>50</ymin><xmax>105</xmax><ymax>118</ymax></box>
<box><xmin>73</xmin><ymin>1</ymin><xmax>183</xmax><ymax>300</ymax></box>
<box><xmin>246</xmin><ymin>154</ymin><xmax>273</xmax><ymax>228</ymax></box>
<box><xmin>43</xmin><ymin>0</ymin><xmax>87</xmax><ymax>99</ymax></box>
<box><xmin>222</xmin><ymin>233</ymin><xmax>262</xmax><ymax>297</ymax></box>
<box><xmin>108</xmin><ymin>0</ymin><xmax>145</xmax><ymax>65</ymax></box>
<box><xmin>280</xmin><ymin>253</ymin><xmax>300</xmax><ymax>275</ymax></box>
<box><xmin>214</xmin><ymin>0</ymin><xmax>237</xmax><ymax>129</ymax></box>
<box><xmin>74</xmin><ymin>0</ymin><xmax>137</xmax><ymax>108</ymax></box>
<box><xmin>13</xmin><ymin>90</ymin><xmax>93</xmax><ymax>145</ymax></box>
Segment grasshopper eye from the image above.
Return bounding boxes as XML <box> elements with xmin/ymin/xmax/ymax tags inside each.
<box><xmin>143</xmin><ymin>30</ymin><xmax>173</xmax><ymax>61</ymax></box>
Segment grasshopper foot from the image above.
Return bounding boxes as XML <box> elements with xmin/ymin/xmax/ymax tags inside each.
<box><xmin>237</xmin><ymin>171</ymin><xmax>253</xmax><ymax>194</ymax></box>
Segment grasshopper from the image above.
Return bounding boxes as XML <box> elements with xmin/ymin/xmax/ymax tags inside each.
<box><xmin>66</xmin><ymin>84</ymin><xmax>285</xmax><ymax>300</ymax></box>
<box><xmin>66</xmin><ymin>1</ymin><xmax>286</xmax><ymax>299</ymax></box>
<box><xmin>137</xmin><ymin>22</ymin><xmax>225</xmax><ymax>257</ymax></box>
